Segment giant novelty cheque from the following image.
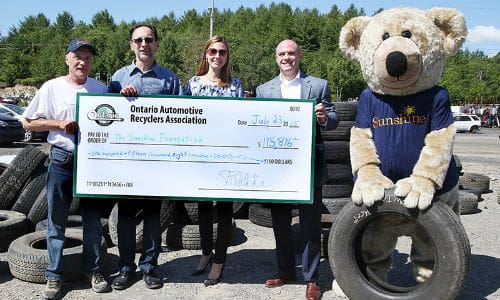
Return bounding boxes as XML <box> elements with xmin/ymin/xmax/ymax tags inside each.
<box><xmin>74</xmin><ymin>94</ymin><xmax>316</xmax><ymax>203</ymax></box>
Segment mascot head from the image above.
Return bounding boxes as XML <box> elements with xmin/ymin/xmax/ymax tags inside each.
<box><xmin>339</xmin><ymin>7</ymin><xmax>467</xmax><ymax>96</ymax></box>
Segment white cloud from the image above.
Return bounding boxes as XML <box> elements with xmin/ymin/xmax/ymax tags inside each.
<box><xmin>467</xmin><ymin>25</ymin><xmax>500</xmax><ymax>43</ymax></box>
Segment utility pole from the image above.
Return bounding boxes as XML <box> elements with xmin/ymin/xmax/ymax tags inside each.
<box><xmin>209</xmin><ymin>0</ymin><xmax>214</xmax><ymax>38</ymax></box>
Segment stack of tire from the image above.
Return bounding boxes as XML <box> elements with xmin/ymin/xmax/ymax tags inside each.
<box><xmin>320</xmin><ymin>101</ymin><xmax>357</xmax><ymax>215</ymax></box>
<box><xmin>286</xmin><ymin>101</ymin><xmax>356</xmax><ymax>258</ymax></box>
<box><xmin>455</xmin><ymin>154</ymin><xmax>491</xmax><ymax>215</ymax></box>
<box><xmin>0</xmin><ymin>145</ymin><xmax>49</xmax><ymax>253</ymax></box>
<box><xmin>0</xmin><ymin>145</ymin><xmax>108</xmax><ymax>283</ymax></box>
<box><xmin>249</xmin><ymin>101</ymin><xmax>357</xmax><ymax>234</ymax></box>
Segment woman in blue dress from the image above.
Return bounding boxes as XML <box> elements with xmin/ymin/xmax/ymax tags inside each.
<box><xmin>183</xmin><ymin>35</ymin><xmax>244</xmax><ymax>286</ymax></box>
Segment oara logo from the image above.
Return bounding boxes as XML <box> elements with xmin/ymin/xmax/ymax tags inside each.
<box><xmin>87</xmin><ymin>104</ymin><xmax>124</xmax><ymax>126</ymax></box>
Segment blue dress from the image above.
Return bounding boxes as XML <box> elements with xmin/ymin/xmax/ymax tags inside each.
<box><xmin>182</xmin><ymin>74</ymin><xmax>244</xmax><ymax>264</ymax></box>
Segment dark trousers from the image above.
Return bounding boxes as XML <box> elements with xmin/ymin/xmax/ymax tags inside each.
<box><xmin>198</xmin><ymin>201</ymin><xmax>233</xmax><ymax>264</ymax></box>
<box><xmin>271</xmin><ymin>187</ymin><xmax>322</xmax><ymax>283</ymax></box>
<box><xmin>117</xmin><ymin>198</ymin><xmax>161</xmax><ymax>273</ymax></box>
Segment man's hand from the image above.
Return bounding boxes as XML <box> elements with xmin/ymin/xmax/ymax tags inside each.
<box><xmin>120</xmin><ymin>85</ymin><xmax>139</xmax><ymax>97</ymax></box>
<box><xmin>59</xmin><ymin>120</ymin><xmax>78</xmax><ymax>134</ymax></box>
<box><xmin>315</xmin><ymin>103</ymin><xmax>327</xmax><ymax>124</ymax></box>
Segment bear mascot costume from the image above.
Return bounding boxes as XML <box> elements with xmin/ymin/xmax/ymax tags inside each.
<box><xmin>338</xmin><ymin>6</ymin><xmax>468</xmax><ymax>288</ymax></box>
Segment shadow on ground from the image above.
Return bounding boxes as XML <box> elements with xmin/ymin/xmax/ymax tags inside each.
<box><xmin>458</xmin><ymin>254</ymin><xmax>500</xmax><ymax>300</ymax></box>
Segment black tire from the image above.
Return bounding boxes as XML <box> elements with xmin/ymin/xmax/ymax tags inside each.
<box><xmin>0</xmin><ymin>162</ymin><xmax>8</xmax><ymax>175</ymax></box>
<box><xmin>322</xmin><ymin>183</ymin><xmax>353</xmax><ymax>198</ymax></box>
<box><xmin>324</xmin><ymin>141</ymin><xmax>350</xmax><ymax>163</ymax></box>
<box><xmin>183</xmin><ymin>201</ymin><xmax>200</xmax><ymax>223</ymax></box>
<box><xmin>232</xmin><ymin>202</ymin><xmax>249</xmax><ymax>219</ymax></box>
<box><xmin>459</xmin><ymin>173</ymin><xmax>490</xmax><ymax>193</ymax></box>
<box><xmin>461</xmin><ymin>187</ymin><xmax>483</xmax><ymax>202</ymax></box>
<box><xmin>11</xmin><ymin>161</ymin><xmax>48</xmax><ymax>215</ymax></box>
<box><xmin>165</xmin><ymin>219</ymin><xmax>236</xmax><ymax>250</ymax></box>
<box><xmin>69</xmin><ymin>197</ymin><xmax>81</xmax><ymax>215</ymax></box>
<box><xmin>459</xmin><ymin>191</ymin><xmax>479</xmax><ymax>215</ymax></box>
<box><xmin>34</xmin><ymin>215</ymin><xmax>108</xmax><ymax>231</ymax></box>
<box><xmin>35</xmin><ymin>217</ymin><xmax>77</xmax><ymax>232</ymax></box>
<box><xmin>7</xmin><ymin>229</ymin><xmax>106</xmax><ymax>283</ymax></box>
<box><xmin>183</xmin><ymin>201</ymin><xmax>217</xmax><ymax>224</ymax></box>
<box><xmin>322</xmin><ymin>197</ymin><xmax>351</xmax><ymax>215</ymax></box>
<box><xmin>248</xmin><ymin>203</ymin><xmax>273</xmax><ymax>228</ymax></box>
<box><xmin>333</xmin><ymin>101</ymin><xmax>358</xmax><ymax>121</ymax></box>
<box><xmin>0</xmin><ymin>210</ymin><xmax>29</xmax><ymax>252</ymax></box>
<box><xmin>328</xmin><ymin>191</ymin><xmax>470</xmax><ymax>300</ymax></box>
<box><xmin>321</xmin><ymin>121</ymin><xmax>354</xmax><ymax>141</ymax></box>
<box><xmin>26</xmin><ymin>186</ymin><xmax>48</xmax><ymax>226</ymax></box>
<box><xmin>0</xmin><ymin>145</ymin><xmax>48</xmax><ymax>209</ymax></box>
<box><xmin>326</xmin><ymin>163</ymin><xmax>353</xmax><ymax>183</ymax></box>
<box><xmin>108</xmin><ymin>200</ymin><xmax>175</xmax><ymax>250</ymax></box>
<box><xmin>453</xmin><ymin>154</ymin><xmax>463</xmax><ymax>175</ymax></box>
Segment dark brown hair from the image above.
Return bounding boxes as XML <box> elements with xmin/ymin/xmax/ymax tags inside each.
<box><xmin>129</xmin><ymin>24</ymin><xmax>159</xmax><ymax>41</ymax></box>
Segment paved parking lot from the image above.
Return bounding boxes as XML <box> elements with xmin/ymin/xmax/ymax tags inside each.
<box><xmin>0</xmin><ymin>127</ymin><xmax>499</xmax><ymax>299</ymax></box>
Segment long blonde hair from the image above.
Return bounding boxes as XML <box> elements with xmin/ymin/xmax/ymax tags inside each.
<box><xmin>196</xmin><ymin>35</ymin><xmax>232</xmax><ymax>87</ymax></box>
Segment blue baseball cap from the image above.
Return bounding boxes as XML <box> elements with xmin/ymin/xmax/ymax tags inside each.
<box><xmin>66</xmin><ymin>39</ymin><xmax>97</xmax><ymax>55</ymax></box>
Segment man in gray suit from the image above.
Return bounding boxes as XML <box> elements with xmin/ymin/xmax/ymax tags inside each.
<box><xmin>256</xmin><ymin>39</ymin><xmax>339</xmax><ymax>300</ymax></box>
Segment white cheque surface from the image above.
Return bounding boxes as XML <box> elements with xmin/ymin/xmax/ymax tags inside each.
<box><xmin>74</xmin><ymin>94</ymin><xmax>315</xmax><ymax>203</ymax></box>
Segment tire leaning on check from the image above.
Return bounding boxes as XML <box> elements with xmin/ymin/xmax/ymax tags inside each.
<box><xmin>328</xmin><ymin>190</ymin><xmax>471</xmax><ymax>300</ymax></box>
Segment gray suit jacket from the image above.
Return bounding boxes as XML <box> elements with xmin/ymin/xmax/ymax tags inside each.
<box><xmin>256</xmin><ymin>71</ymin><xmax>339</xmax><ymax>186</ymax></box>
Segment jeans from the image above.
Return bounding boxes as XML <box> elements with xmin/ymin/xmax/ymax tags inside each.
<box><xmin>45</xmin><ymin>146</ymin><xmax>108</xmax><ymax>279</ymax></box>
<box><xmin>117</xmin><ymin>198</ymin><xmax>161</xmax><ymax>273</ymax></box>
<box><xmin>81</xmin><ymin>197</ymin><xmax>115</xmax><ymax>274</ymax></box>
<box><xmin>45</xmin><ymin>147</ymin><xmax>74</xmax><ymax>280</ymax></box>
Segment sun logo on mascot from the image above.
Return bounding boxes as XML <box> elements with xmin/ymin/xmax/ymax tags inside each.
<box><xmin>403</xmin><ymin>105</ymin><xmax>416</xmax><ymax>115</ymax></box>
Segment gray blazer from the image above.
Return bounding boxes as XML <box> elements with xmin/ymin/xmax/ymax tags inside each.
<box><xmin>256</xmin><ymin>71</ymin><xmax>339</xmax><ymax>186</ymax></box>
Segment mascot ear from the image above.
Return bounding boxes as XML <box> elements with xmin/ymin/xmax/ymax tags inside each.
<box><xmin>339</xmin><ymin>16</ymin><xmax>371</xmax><ymax>62</ymax></box>
<box><xmin>425</xmin><ymin>7</ymin><xmax>468</xmax><ymax>56</ymax></box>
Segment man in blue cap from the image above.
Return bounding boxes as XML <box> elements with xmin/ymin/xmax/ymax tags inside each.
<box><xmin>23</xmin><ymin>38</ymin><xmax>111</xmax><ymax>299</ymax></box>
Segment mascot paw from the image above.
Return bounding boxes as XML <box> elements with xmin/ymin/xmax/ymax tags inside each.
<box><xmin>352</xmin><ymin>165</ymin><xmax>394</xmax><ymax>206</ymax></box>
<box><xmin>395</xmin><ymin>176</ymin><xmax>435</xmax><ymax>210</ymax></box>
<box><xmin>351</xmin><ymin>184</ymin><xmax>364</xmax><ymax>206</ymax></box>
<box><xmin>351</xmin><ymin>182</ymin><xmax>385</xmax><ymax>206</ymax></box>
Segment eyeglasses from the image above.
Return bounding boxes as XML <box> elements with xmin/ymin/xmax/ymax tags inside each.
<box><xmin>207</xmin><ymin>48</ymin><xmax>228</xmax><ymax>56</ymax></box>
<box><xmin>131</xmin><ymin>37</ymin><xmax>155</xmax><ymax>44</ymax></box>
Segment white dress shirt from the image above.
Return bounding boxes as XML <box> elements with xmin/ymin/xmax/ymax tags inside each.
<box><xmin>280</xmin><ymin>72</ymin><xmax>301</xmax><ymax>99</ymax></box>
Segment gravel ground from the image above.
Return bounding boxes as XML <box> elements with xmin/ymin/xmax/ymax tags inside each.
<box><xmin>0</xmin><ymin>128</ymin><xmax>499</xmax><ymax>300</ymax></box>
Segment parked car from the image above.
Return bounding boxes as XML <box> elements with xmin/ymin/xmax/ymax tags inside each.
<box><xmin>453</xmin><ymin>113</ymin><xmax>482</xmax><ymax>133</ymax></box>
<box><xmin>0</xmin><ymin>96</ymin><xmax>19</xmax><ymax>105</ymax></box>
<box><xmin>0</xmin><ymin>113</ymin><xmax>25</xmax><ymax>145</ymax></box>
<box><xmin>0</xmin><ymin>103</ymin><xmax>49</xmax><ymax>142</ymax></box>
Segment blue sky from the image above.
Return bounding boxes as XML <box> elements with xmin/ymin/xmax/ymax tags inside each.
<box><xmin>1</xmin><ymin>0</ymin><xmax>499</xmax><ymax>56</ymax></box>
